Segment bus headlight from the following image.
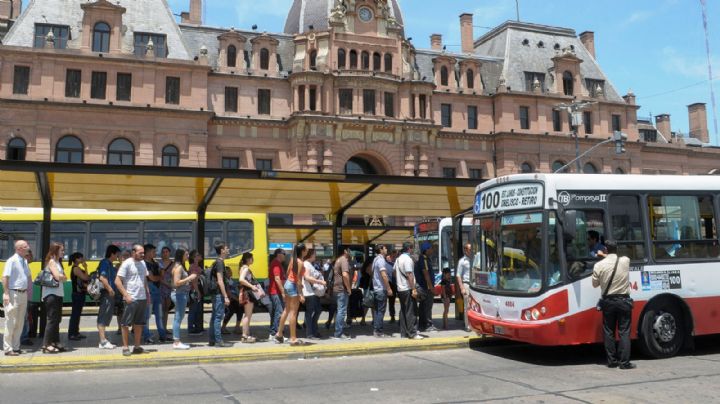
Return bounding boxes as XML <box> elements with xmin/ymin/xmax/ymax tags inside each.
<box><xmin>531</xmin><ymin>308</ymin><xmax>540</xmax><ymax>320</ymax></box>
<box><xmin>523</xmin><ymin>310</ymin><xmax>532</xmax><ymax>321</ymax></box>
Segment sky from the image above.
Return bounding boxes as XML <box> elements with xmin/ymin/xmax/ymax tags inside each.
<box><xmin>126</xmin><ymin>1</ymin><xmax>720</xmax><ymax>144</ymax></box>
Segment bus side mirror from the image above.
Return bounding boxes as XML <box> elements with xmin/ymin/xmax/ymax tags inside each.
<box><xmin>563</xmin><ymin>210</ymin><xmax>577</xmax><ymax>240</ymax></box>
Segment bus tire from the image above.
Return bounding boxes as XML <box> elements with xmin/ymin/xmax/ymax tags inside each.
<box><xmin>639</xmin><ymin>301</ymin><xmax>684</xmax><ymax>359</ymax></box>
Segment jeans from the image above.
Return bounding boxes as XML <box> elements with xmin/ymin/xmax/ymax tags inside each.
<box><xmin>602</xmin><ymin>296</ymin><xmax>633</xmax><ymax>366</ymax></box>
<box><xmin>68</xmin><ymin>292</ymin><xmax>86</xmax><ymax>337</ymax></box>
<box><xmin>21</xmin><ymin>316</ymin><xmax>29</xmax><ymax>342</ymax></box>
<box><xmin>387</xmin><ymin>281</ymin><xmax>397</xmax><ymax>318</ymax></box>
<box><xmin>43</xmin><ymin>294</ymin><xmax>63</xmax><ymax>347</ymax></box>
<box><xmin>334</xmin><ymin>292</ymin><xmax>349</xmax><ymax>337</ymax></box>
<box><xmin>269</xmin><ymin>294</ymin><xmax>284</xmax><ymax>335</ymax></box>
<box><xmin>304</xmin><ymin>295</ymin><xmax>321</xmax><ymax>338</ymax></box>
<box><xmin>171</xmin><ymin>291</ymin><xmax>188</xmax><ymax>341</ymax></box>
<box><xmin>373</xmin><ymin>290</ymin><xmax>388</xmax><ymax>333</ymax></box>
<box><xmin>188</xmin><ymin>297</ymin><xmax>204</xmax><ymax>332</ymax></box>
<box><xmin>398</xmin><ymin>290</ymin><xmax>418</xmax><ymax>338</ymax></box>
<box><xmin>208</xmin><ymin>294</ymin><xmax>225</xmax><ymax>343</ymax></box>
<box><xmin>143</xmin><ymin>290</ymin><xmax>166</xmax><ymax>340</ymax></box>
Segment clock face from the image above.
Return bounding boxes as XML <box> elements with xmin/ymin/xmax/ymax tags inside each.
<box><xmin>358</xmin><ymin>7</ymin><xmax>373</xmax><ymax>22</ymax></box>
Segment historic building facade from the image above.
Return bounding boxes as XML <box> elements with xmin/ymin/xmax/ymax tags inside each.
<box><xmin>0</xmin><ymin>0</ymin><xmax>716</xmax><ymax>177</ymax></box>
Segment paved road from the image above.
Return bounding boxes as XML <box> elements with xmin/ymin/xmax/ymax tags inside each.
<box><xmin>3</xmin><ymin>335</ymin><xmax>720</xmax><ymax>403</ymax></box>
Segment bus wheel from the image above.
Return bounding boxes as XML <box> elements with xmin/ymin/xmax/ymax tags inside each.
<box><xmin>639</xmin><ymin>302</ymin><xmax>684</xmax><ymax>359</ymax></box>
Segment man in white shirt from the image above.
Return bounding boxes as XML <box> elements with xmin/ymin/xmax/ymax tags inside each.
<box><xmin>2</xmin><ymin>240</ymin><xmax>31</xmax><ymax>356</ymax></box>
<box><xmin>395</xmin><ymin>242</ymin><xmax>422</xmax><ymax>340</ymax></box>
<box><xmin>456</xmin><ymin>243</ymin><xmax>472</xmax><ymax>332</ymax></box>
<box><xmin>115</xmin><ymin>244</ymin><xmax>150</xmax><ymax>357</ymax></box>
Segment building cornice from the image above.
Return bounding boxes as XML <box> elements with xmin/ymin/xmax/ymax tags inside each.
<box><xmin>0</xmin><ymin>98</ymin><xmax>214</xmax><ymax>117</ymax></box>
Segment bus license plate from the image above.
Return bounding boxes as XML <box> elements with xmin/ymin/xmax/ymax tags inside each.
<box><xmin>493</xmin><ymin>325</ymin><xmax>506</xmax><ymax>335</ymax></box>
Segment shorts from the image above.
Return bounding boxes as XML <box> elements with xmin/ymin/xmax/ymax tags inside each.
<box><xmin>97</xmin><ymin>292</ymin><xmax>115</xmax><ymax>327</ymax></box>
<box><xmin>284</xmin><ymin>280</ymin><xmax>298</xmax><ymax>297</ymax></box>
<box><xmin>120</xmin><ymin>299</ymin><xmax>148</xmax><ymax>327</ymax></box>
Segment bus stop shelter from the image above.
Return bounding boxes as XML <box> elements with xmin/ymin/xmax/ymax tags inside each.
<box><xmin>0</xmin><ymin>160</ymin><xmax>478</xmax><ymax>258</ymax></box>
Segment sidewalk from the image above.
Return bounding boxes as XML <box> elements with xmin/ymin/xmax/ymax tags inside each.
<box><xmin>1</xmin><ymin>305</ymin><xmax>479</xmax><ymax>373</ymax></box>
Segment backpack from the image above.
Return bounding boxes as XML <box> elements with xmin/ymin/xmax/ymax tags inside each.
<box><xmin>86</xmin><ymin>271</ymin><xmax>104</xmax><ymax>301</ymax></box>
<box><xmin>200</xmin><ymin>261</ymin><xmax>219</xmax><ymax>295</ymax></box>
<box><xmin>324</xmin><ymin>260</ymin><xmax>336</xmax><ymax>295</ymax></box>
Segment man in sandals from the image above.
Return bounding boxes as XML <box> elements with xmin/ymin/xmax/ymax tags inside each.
<box><xmin>115</xmin><ymin>244</ymin><xmax>150</xmax><ymax>357</ymax></box>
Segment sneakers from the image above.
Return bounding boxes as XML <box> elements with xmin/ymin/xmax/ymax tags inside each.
<box><xmin>619</xmin><ymin>363</ymin><xmax>637</xmax><ymax>370</ymax></box>
<box><xmin>122</xmin><ymin>349</ymin><xmax>132</xmax><ymax>357</ymax></box>
<box><xmin>99</xmin><ymin>340</ymin><xmax>116</xmax><ymax>349</ymax></box>
<box><xmin>411</xmin><ymin>335</ymin><xmax>425</xmax><ymax>340</ymax></box>
<box><xmin>173</xmin><ymin>342</ymin><xmax>191</xmax><ymax>350</ymax></box>
<box><xmin>425</xmin><ymin>326</ymin><xmax>440</xmax><ymax>332</ymax></box>
<box><xmin>332</xmin><ymin>334</ymin><xmax>351</xmax><ymax>340</ymax></box>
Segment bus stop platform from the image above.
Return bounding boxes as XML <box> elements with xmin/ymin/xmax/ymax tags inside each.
<box><xmin>1</xmin><ymin>309</ymin><xmax>478</xmax><ymax>373</ymax></box>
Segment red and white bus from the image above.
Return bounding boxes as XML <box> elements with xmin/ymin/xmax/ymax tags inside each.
<box><xmin>467</xmin><ymin>173</ymin><xmax>720</xmax><ymax>358</ymax></box>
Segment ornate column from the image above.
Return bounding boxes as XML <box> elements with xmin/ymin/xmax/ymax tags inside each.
<box><xmin>403</xmin><ymin>146</ymin><xmax>415</xmax><ymax>176</ymax></box>
<box><xmin>306</xmin><ymin>141</ymin><xmax>319</xmax><ymax>172</ymax></box>
<box><xmin>322</xmin><ymin>142</ymin><xmax>334</xmax><ymax>173</ymax></box>
<box><xmin>417</xmin><ymin>147</ymin><xmax>429</xmax><ymax>177</ymax></box>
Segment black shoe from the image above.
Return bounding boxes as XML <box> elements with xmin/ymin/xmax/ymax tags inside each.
<box><xmin>215</xmin><ymin>342</ymin><xmax>233</xmax><ymax>348</ymax></box>
<box><xmin>208</xmin><ymin>341</ymin><xmax>215</xmax><ymax>346</ymax></box>
<box><xmin>77</xmin><ymin>334</ymin><xmax>87</xmax><ymax>339</ymax></box>
<box><xmin>21</xmin><ymin>340</ymin><xmax>33</xmax><ymax>346</ymax></box>
<box><xmin>619</xmin><ymin>363</ymin><xmax>636</xmax><ymax>370</ymax></box>
<box><xmin>132</xmin><ymin>346</ymin><xmax>145</xmax><ymax>354</ymax></box>
<box><xmin>324</xmin><ymin>322</ymin><xmax>331</xmax><ymax>330</ymax></box>
<box><xmin>607</xmin><ymin>362</ymin><xmax>619</xmax><ymax>368</ymax></box>
<box><xmin>68</xmin><ymin>335</ymin><xmax>81</xmax><ymax>341</ymax></box>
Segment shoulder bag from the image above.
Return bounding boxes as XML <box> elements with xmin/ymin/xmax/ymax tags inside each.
<box><xmin>596</xmin><ymin>257</ymin><xmax>620</xmax><ymax>311</ymax></box>
<box><xmin>34</xmin><ymin>267</ymin><xmax>60</xmax><ymax>288</ymax></box>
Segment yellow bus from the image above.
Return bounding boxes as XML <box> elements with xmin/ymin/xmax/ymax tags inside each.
<box><xmin>0</xmin><ymin>208</ymin><xmax>268</xmax><ymax>304</ymax></box>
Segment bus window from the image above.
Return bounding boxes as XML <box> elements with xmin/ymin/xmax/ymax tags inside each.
<box><xmin>547</xmin><ymin>212</ymin><xmax>562</xmax><ymax>287</ymax></box>
<box><xmin>649</xmin><ymin>195</ymin><xmax>717</xmax><ymax>260</ymax></box>
<box><xmin>227</xmin><ymin>220</ymin><xmax>253</xmax><ymax>257</ymax></box>
<box><xmin>144</xmin><ymin>221</ymin><xmax>193</xmax><ymax>253</ymax></box>
<box><xmin>609</xmin><ymin>196</ymin><xmax>646</xmax><ymax>260</ymax></box>
<box><xmin>565</xmin><ymin>210</ymin><xmax>605</xmax><ymax>279</ymax></box>
<box><xmin>204</xmin><ymin>221</ymin><xmax>224</xmax><ymax>258</ymax></box>
<box><xmin>51</xmin><ymin>222</ymin><xmax>87</xmax><ymax>260</ymax></box>
<box><xmin>472</xmin><ymin>217</ymin><xmax>498</xmax><ymax>289</ymax></box>
<box><xmin>0</xmin><ymin>222</ymin><xmax>39</xmax><ymax>259</ymax></box>
<box><xmin>498</xmin><ymin>213</ymin><xmax>543</xmax><ymax>293</ymax></box>
<box><xmin>90</xmin><ymin>221</ymin><xmax>140</xmax><ymax>259</ymax></box>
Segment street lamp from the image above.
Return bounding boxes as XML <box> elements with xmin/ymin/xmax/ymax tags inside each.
<box><xmin>555</xmin><ymin>100</ymin><xmax>596</xmax><ymax>172</ymax></box>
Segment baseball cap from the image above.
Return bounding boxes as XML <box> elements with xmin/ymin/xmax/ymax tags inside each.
<box><xmin>421</xmin><ymin>241</ymin><xmax>432</xmax><ymax>253</ymax></box>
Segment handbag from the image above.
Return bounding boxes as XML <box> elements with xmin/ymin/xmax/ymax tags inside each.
<box><xmin>251</xmin><ymin>283</ymin><xmax>266</xmax><ymax>301</ymax></box>
<box><xmin>34</xmin><ymin>267</ymin><xmax>60</xmax><ymax>288</ymax></box>
<box><xmin>362</xmin><ymin>287</ymin><xmax>375</xmax><ymax>309</ymax></box>
<box><xmin>596</xmin><ymin>257</ymin><xmax>620</xmax><ymax>311</ymax></box>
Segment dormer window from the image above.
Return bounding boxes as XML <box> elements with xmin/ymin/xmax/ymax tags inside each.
<box><xmin>562</xmin><ymin>71</ymin><xmax>574</xmax><ymax>96</ymax></box>
<box><xmin>34</xmin><ymin>24</ymin><xmax>70</xmax><ymax>49</ymax></box>
<box><xmin>227</xmin><ymin>45</ymin><xmax>237</xmax><ymax>67</ymax></box>
<box><xmin>309</xmin><ymin>50</ymin><xmax>317</xmax><ymax>70</ymax></box>
<box><xmin>133</xmin><ymin>33</ymin><xmax>167</xmax><ymax>57</ymax></box>
<box><xmin>440</xmin><ymin>66</ymin><xmax>449</xmax><ymax>86</ymax></box>
<box><xmin>260</xmin><ymin>48</ymin><xmax>270</xmax><ymax>70</ymax></box>
<box><xmin>92</xmin><ymin>22</ymin><xmax>111</xmax><ymax>52</ymax></box>
<box><xmin>586</xmin><ymin>79</ymin><xmax>605</xmax><ymax>98</ymax></box>
<box><xmin>466</xmin><ymin>69</ymin><xmax>474</xmax><ymax>89</ymax></box>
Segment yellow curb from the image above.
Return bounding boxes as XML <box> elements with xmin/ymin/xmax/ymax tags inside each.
<box><xmin>0</xmin><ymin>336</ymin><xmax>481</xmax><ymax>373</ymax></box>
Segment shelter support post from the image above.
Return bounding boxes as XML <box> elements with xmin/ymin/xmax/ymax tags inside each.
<box><xmin>197</xmin><ymin>178</ymin><xmax>223</xmax><ymax>259</ymax></box>
<box><xmin>332</xmin><ymin>184</ymin><xmax>380</xmax><ymax>256</ymax></box>
<box><xmin>35</xmin><ymin>172</ymin><xmax>52</xmax><ymax>260</ymax></box>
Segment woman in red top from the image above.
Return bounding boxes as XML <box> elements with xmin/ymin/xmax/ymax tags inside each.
<box><xmin>274</xmin><ymin>243</ymin><xmax>307</xmax><ymax>346</ymax></box>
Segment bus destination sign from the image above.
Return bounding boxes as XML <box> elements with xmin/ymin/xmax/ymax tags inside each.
<box><xmin>474</xmin><ymin>183</ymin><xmax>543</xmax><ymax>214</ymax></box>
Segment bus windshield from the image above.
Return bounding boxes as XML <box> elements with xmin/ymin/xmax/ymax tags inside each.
<box><xmin>472</xmin><ymin>212</ymin><xmax>544</xmax><ymax>294</ymax></box>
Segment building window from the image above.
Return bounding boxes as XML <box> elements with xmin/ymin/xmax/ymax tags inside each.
<box><xmin>443</xmin><ymin>167</ymin><xmax>456</xmax><ymax>178</ymax></box>
<box><xmin>410</xmin><ymin>94</ymin><xmax>416</xmax><ymax>118</ymax></box>
<box><xmin>116</xmin><ymin>73</ymin><xmax>132</xmax><ymax>101</ymax></box>
<box><xmin>466</xmin><ymin>69</ymin><xmax>474</xmax><ymax>89</ymax></box>
<box><xmin>583</xmin><ymin>111</ymin><xmax>593</xmax><ymax>134</ymax></box>
<box><xmin>33</xmin><ymin>24</ymin><xmax>69</xmax><ymax>49</ymax></box>
<box><xmin>612</xmin><ymin>114</ymin><xmax>622</xmax><ymax>132</ymax></box>
<box><xmin>165</xmin><ymin>76</ymin><xmax>180</xmax><ymax>104</ymax></box>
<box><xmin>227</xmin><ymin>45</ymin><xmax>237</xmax><ymax>67</ymax></box>
<box><xmin>309</xmin><ymin>50</ymin><xmax>317</xmax><ymax>70</ymax></box>
<box><xmin>56</xmin><ymin>135</ymin><xmax>83</xmax><ymax>163</ymax></box>
<box><xmin>440</xmin><ymin>66</ymin><xmax>449</xmax><ymax>86</ymax></box>
<box><xmin>65</xmin><ymin>69</ymin><xmax>81</xmax><ymax>98</ymax></box>
<box><xmin>298</xmin><ymin>85</ymin><xmax>305</xmax><ymax>111</ymax></box>
<box><xmin>562</xmin><ymin>71</ymin><xmax>574</xmax><ymax>96</ymax></box>
<box><xmin>6</xmin><ymin>138</ymin><xmax>26</xmax><ymax>161</ymax></box>
<box><xmin>90</xmin><ymin>71</ymin><xmax>107</xmax><ymax>100</ymax></box>
<box><xmin>384</xmin><ymin>92</ymin><xmax>395</xmax><ymax>117</ymax></box>
<box><xmin>337</xmin><ymin>48</ymin><xmax>346</xmax><ymax>69</ymax></box>
<box><xmin>133</xmin><ymin>33</ymin><xmax>167</xmax><ymax>57</ymax></box>
<box><xmin>520</xmin><ymin>162</ymin><xmax>534</xmax><ymax>173</ymax></box>
<box><xmin>583</xmin><ymin>162</ymin><xmax>598</xmax><ymax>174</ymax></box>
<box><xmin>13</xmin><ymin>66</ymin><xmax>30</xmax><ymax>95</ymax></box>
<box><xmin>107</xmin><ymin>138</ymin><xmax>134</xmax><ymax>165</ymax></box>
<box><xmin>552</xmin><ymin>109</ymin><xmax>562</xmax><ymax>131</ymax></box>
<box><xmin>552</xmin><ymin>160</ymin><xmax>567</xmax><ymax>173</ymax></box>
<box><xmin>441</xmin><ymin>104</ymin><xmax>452</xmax><ymax>127</ymax></box>
<box><xmin>586</xmin><ymin>79</ymin><xmax>605</xmax><ymax>98</ymax></box>
<box><xmin>373</xmin><ymin>52</ymin><xmax>381</xmax><ymax>71</ymax></box>
<box><xmin>256</xmin><ymin>158</ymin><xmax>273</xmax><ymax>171</ymax></box>
<box><xmin>361</xmin><ymin>51</ymin><xmax>370</xmax><ymax>70</ymax></box>
<box><xmin>524</xmin><ymin>72</ymin><xmax>545</xmax><ymax>92</ymax></box>
<box><xmin>469</xmin><ymin>168</ymin><xmax>482</xmax><ymax>180</ymax></box>
<box><xmin>468</xmin><ymin>105</ymin><xmax>478</xmax><ymax>130</ymax></box>
<box><xmin>309</xmin><ymin>86</ymin><xmax>317</xmax><ymax>111</ymax></box>
<box><xmin>92</xmin><ymin>22</ymin><xmax>111</xmax><ymax>53</ymax></box>
<box><xmin>519</xmin><ymin>106</ymin><xmax>530</xmax><ymax>129</ymax></box>
<box><xmin>222</xmin><ymin>157</ymin><xmax>239</xmax><ymax>169</ymax></box>
<box><xmin>161</xmin><ymin>145</ymin><xmax>179</xmax><ymax>167</ymax></box>
<box><xmin>363</xmin><ymin>89</ymin><xmax>376</xmax><ymax>115</ymax></box>
<box><xmin>258</xmin><ymin>89</ymin><xmax>271</xmax><ymax>115</ymax></box>
<box><xmin>349</xmin><ymin>50</ymin><xmax>358</xmax><ymax>69</ymax></box>
<box><xmin>260</xmin><ymin>48</ymin><xmax>270</xmax><ymax>70</ymax></box>
<box><xmin>640</xmin><ymin>129</ymin><xmax>658</xmax><ymax>143</ymax></box>
<box><xmin>419</xmin><ymin>95</ymin><xmax>427</xmax><ymax>119</ymax></box>
<box><xmin>615</xmin><ymin>167</ymin><xmax>625</xmax><ymax>174</ymax></box>
<box><xmin>224</xmin><ymin>87</ymin><xmax>238</xmax><ymax>112</ymax></box>
<box><xmin>339</xmin><ymin>89</ymin><xmax>353</xmax><ymax>115</ymax></box>
<box><xmin>384</xmin><ymin>54</ymin><xmax>392</xmax><ymax>73</ymax></box>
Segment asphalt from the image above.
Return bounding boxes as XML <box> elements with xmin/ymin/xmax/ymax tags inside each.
<box><xmin>0</xmin><ymin>302</ymin><xmax>477</xmax><ymax>373</ymax></box>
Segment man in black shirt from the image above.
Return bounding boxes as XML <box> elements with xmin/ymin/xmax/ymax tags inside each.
<box><xmin>142</xmin><ymin>244</ymin><xmax>168</xmax><ymax>344</ymax></box>
<box><xmin>208</xmin><ymin>241</ymin><xmax>233</xmax><ymax>347</ymax></box>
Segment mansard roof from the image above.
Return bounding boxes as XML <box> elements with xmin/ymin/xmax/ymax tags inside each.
<box><xmin>284</xmin><ymin>0</ymin><xmax>404</xmax><ymax>36</ymax></box>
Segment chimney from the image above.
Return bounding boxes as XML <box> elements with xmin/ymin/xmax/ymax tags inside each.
<box><xmin>688</xmin><ymin>103</ymin><xmax>709</xmax><ymax>143</ymax></box>
<box><xmin>579</xmin><ymin>31</ymin><xmax>595</xmax><ymax>59</ymax></box>
<box><xmin>655</xmin><ymin>114</ymin><xmax>671</xmax><ymax>139</ymax></box>
<box><xmin>460</xmin><ymin>13</ymin><xmax>474</xmax><ymax>54</ymax></box>
<box><xmin>622</xmin><ymin>89</ymin><xmax>636</xmax><ymax>105</ymax></box>
<box><xmin>10</xmin><ymin>0</ymin><xmax>19</xmax><ymax>18</ymax></box>
<box><xmin>430</xmin><ymin>34</ymin><xmax>442</xmax><ymax>51</ymax></box>
<box><xmin>182</xmin><ymin>0</ymin><xmax>202</xmax><ymax>25</ymax></box>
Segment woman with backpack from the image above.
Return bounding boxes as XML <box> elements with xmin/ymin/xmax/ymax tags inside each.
<box><xmin>302</xmin><ymin>249</ymin><xmax>326</xmax><ymax>339</ymax></box>
<box><xmin>237</xmin><ymin>252</ymin><xmax>261</xmax><ymax>343</ymax></box>
<box><xmin>170</xmin><ymin>248</ymin><xmax>197</xmax><ymax>350</ymax></box>
<box><xmin>274</xmin><ymin>243</ymin><xmax>307</xmax><ymax>346</ymax></box>
<box><xmin>67</xmin><ymin>252</ymin><xmax>89</xmax><ymax>341</ymax></box>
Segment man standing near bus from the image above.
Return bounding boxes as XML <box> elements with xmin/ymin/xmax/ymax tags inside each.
<box><xmin>3</xmin><ymin>240</ymin><xmax>31</xmax><ymax>356</ymax></box>
<box><xmin>456</xmin><ymin>243</ymin><xmax>472</xmax><ymax>332</ymax></box>
<box><xmin>97</xmin><ymin>244</ymin><xmax>120</xmax><ymax>349</ymax></box>
<box><xmin>415</xmin><ymin>241</ymin><xmax>437</xmax><ymax>332</ymax></box>
<box><xmin>115</xmin><ymin>244</ymin><xmax>150</xmax><ymax>357</ymax></box>
<box><xmin>396</xmin><ymin>242</ymin><xmax>423</xmax><ymax>340</ymax></box>
<box><xmin>592</xmin><ymin>240</ymin><xmax>635</xmax><ymax>369</ymax></box>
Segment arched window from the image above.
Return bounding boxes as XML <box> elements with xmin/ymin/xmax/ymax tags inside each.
<box><xmin>520</xmin><ymin>162</ymin><xmax>534</xmax><ymax>173</ymax></box>
<box><xmin>384</xmin><ymin>53</ymin><xmax>392</xmax><ymax>73</ymax></box>
<box><xmin>6</xmin><ymin>137</ymin><xmax>26</xmax><ymax>161</ymax></box>
<box><xmin>55</xmin><ymin>135</ymin><xmax>83</xmax><ymax>163</ymax></box>
<box><xmin>260</xmin><ymin>48</ymin><xmax>270</xmax><ymax>70</ymax></box>
<box><xmin>349</xmin><ymin>50</ymin><xmax>358</xmax><ymax>69</ymax></box>
<box><xmin>466</xmin><ymin>69</ymin><xmax>474</xmax><ymax>89</ymax></box>
<box><xmin>309</xmin><ymin>50</ymin><xmax>317</xmax><ymax>70</ymax></box>
<box><xmin>92</xmin><ymin>22</ymin><xmax>111</xmax><ymax>53</ymax></box>
<box><xmin>345</xmin><ymin>156</ymin><xmax>378</xmax><ymax>175</ymax></box>
<box><xmin>373</xmin><ymin>52</ymin><xmax>381</xmax><ymax>71</ymax></box>
<box><xmin>615</xmin><ymin>167</ymin><xmax>625</xmax><ymax>174</ymax></box>
<box><xmin>107</xmin><ymin>138</ymin><xmax>134</xmax><ymax>166</ymax></box>
<box><xmin>338</xmin><ymin>48</ymin><xmax>346</xmax><ymax>69</ymax></box>
<box><xmin>440</xmin><ymin>66</ymin><xmax>449</xmax><ymax>86</ymax></box>
<box><xmin>227</xmin><ymin>45</ymin><xmax>237</xmax><ymax>68</ymax></box>
<box><xmin>162</xmin><ymin>145</ymin><xmax>179</xmax><ymax>167</ymax></box>
<box><xmin>361</xmin><ymin>51</ymin><xmax>370</xmax><ymax>70</ymax></box>
<box><xmin>552</xmin><ymin>160</ymin><xmax>566</xmax><ymax>173</ymax></box>
<box><xmin>583</xmin><ymin>162</ymin><xmax>598</xmax><ymax>174</ymax></box>
<box><xmin>562</xmin><ymin>71</ymin><xmax>574</xmax><ymax>96</ymax></box>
